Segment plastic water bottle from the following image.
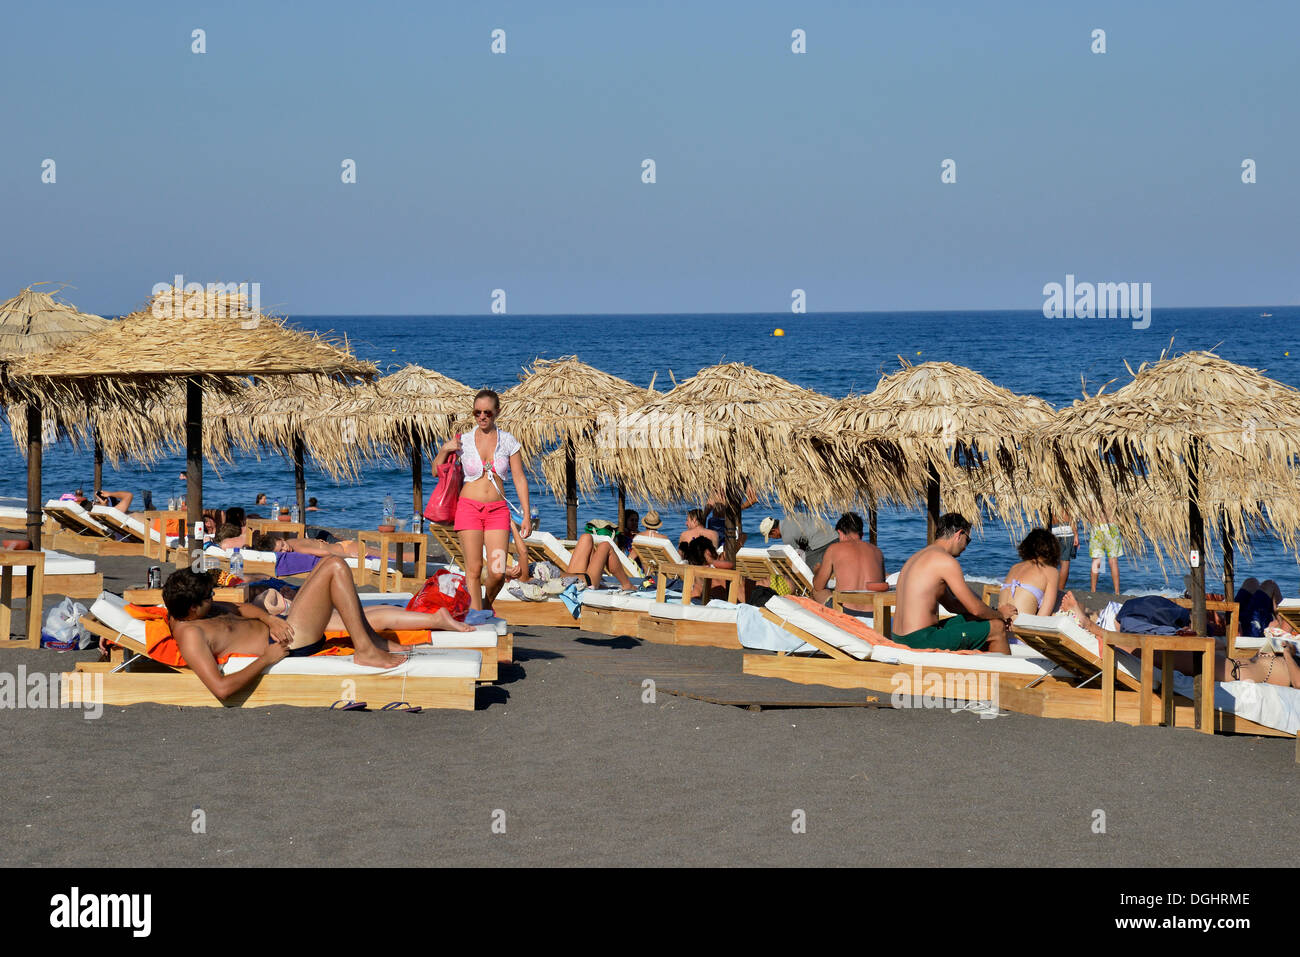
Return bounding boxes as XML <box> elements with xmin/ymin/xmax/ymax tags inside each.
<box><xmin>290</xmin><ymin>504</ymin><xmax>299</xmax><ymax>523</ymax></box>
<box><xmin>383</xmin><ymin>494</ymin><xmax>394</xmax><ymax>525</ymax></box>
<box><xmin>272</xmin><ymin>500</ymin><xmax>280</xmax><ymax>519</ymax></box>
<box><xmin>412</xmin><ymin>512</ymin><xmax>422</xmax><ymax>534</ymax></box>
<box><xmin>167</xmin><ymin>496</ymin><xmax>176</xmax><ymax>511</ymax></box>
<box><xmin>230</xmin><ymin>547</ymin><xmax>243</xmax><ymax>579</ymax></box>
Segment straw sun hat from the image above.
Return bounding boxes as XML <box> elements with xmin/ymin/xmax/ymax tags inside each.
<box><xmin>643</xmin><ymin>511</ymin><xmax>663</xmax><ymax>529</ymax></box>
<box><xmin>759</xmin><ymin>516</ymin><xmax>778</xmax><ymax>542</ymax></box>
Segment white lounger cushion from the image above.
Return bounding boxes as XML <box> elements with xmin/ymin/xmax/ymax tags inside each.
<box><xmin>1013</xmin><ymin>613</ymin><xmax>1142</xmax><ymax>681</ymax></box>
<box><xmin>0</xmin><ymin>506</ymin><xmax>26</xmax><ymax>520</ymax></box>
<box><xmin>526</xmin><ymin>531</ymin><xmax>572</xmax><ymax>566</ymax></box>
<box><xmin>90</xmin><ymin>505</ymin><xmax>178</xmax><ymax>545</ymax></box>
<box><xmin>762</xmin><ymin>595</ymin><xmax>1050</xmax><ymax>675</ymax></box>
<box><xmin>6</xmin><ymin>549</ymin><xmax>96</xmax><ymax>576</ymax></box>
<box><xmin>649</xmin><ymin>600</ymin><xmax>738</xmax><ymax>623</ymax></box>
<box><xmin>581</xmin><ymin>589</ymin><xmax>659</xmax><ymax>612</ymax></box>
<box><xmin>45</xmin><ymin>499</ymin><xmax>111</xmax><ymax>534</ymax></box>
<box><xmin>202</xmin><ymin>544</ymin><xmax>279</xmax><ymax>563</ymax></box>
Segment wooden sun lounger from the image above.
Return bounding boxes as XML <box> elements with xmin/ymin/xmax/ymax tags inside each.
<box><xmin>734</xmin><ymin>547</ymin><xmax>815</xmax><ymax>597</ymax></box>
<box><xmin>492</xmin><ymin>597</ymin><xmax>580</xmax><ymax>629</ymax></box>
<box><xmin>44</xmin><ymin>504</ymin><xmax>142</xmax><ymax>556</ymax></box>
<box><xmin>742</xmin><ymin>602</ymin><xmax>1047</xmax><ymax>699</ymax></box>
<box><xmin>75</xmin><ymin>611</ymin><xmax>481</xmax><ymax>706</ymax></box>
<box><xmin>428</xmin><ymin>522</ymin><xmax>468</xmax><ymax>567</ymax></box>
<box><xmin>635</xmin><ymin>563</ymin><xmax>743</xmax><ymax>649</ymax></box>
<box><xmin>1000</xmin><ymin>615</ymin><xmax>1289</xmax><ymax>737</ymax></box>
<box><xmin>630</xmin><ymin>537</ymin><xmax>682</xmax><ymax>580</ymax></box>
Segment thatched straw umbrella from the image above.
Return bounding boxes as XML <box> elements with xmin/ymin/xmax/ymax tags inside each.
<box><xmin>364</xmin><ymin>366</ymin><xmax>476</xmax><ymax>528</ymax></box>
<box><xmin>499</xmin><ymin>357</ymin><xmax>650</xmax><ymax>538</ymax></box>
<box><xmin>5</xmin><ymin>286</ymin><xmax>376</xmax><ymax>552</ymax></box>
<box><xmin>605</xmin><ymin>362</ymin><xmax>844</xmax><ymax>559</ymax></box>
<box><xmin>818</xmin><ymin>359</ymin><xmax>1055</xmax><ymax>544</ymax></box>
<box><xmin>0</xmin><ymin>286</ymin><xmax>110</xmax><ymax>548</ymax></box>
<box><xmin>206</xmin><ymin>375</ymin><xmax>379</xmax><ymax>519</ymax></box>
<box><xmin>1026</xmin><ymin>350</ymin><xmax>1300</xmax><ymax>634</ymax></box>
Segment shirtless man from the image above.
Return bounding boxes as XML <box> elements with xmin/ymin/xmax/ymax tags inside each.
<box><xmin>812</xmin><ymin>513</ymin><xmax>887</xmax><ymax>615</ymax></box>
<box><xmin>892</xmin><ymin>512</ymin><xmax>1013</xmax><ymax>653</ymax></box>
<box><xmin>255</xmin><ymin>585</ymin><xmax>474</xmax><ymax>635</ymax></box>
<box><xmin>163</xmin><ymin>558</ymin><xmax>405</xmax><ymax>702</ymax></box>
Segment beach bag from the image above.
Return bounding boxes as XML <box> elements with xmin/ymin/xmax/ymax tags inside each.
<box><xmin>406</xmin><ymin>569</ymin><xmax>471</xmax><ymax>621</ymax></box>
<box><xmin>42</xmin><ymin>598</ymin><xmax>92</xmax><ymax>650</ymax></box>
<box><xmin>424</xmin><ymin>451</ymin><xmax>463</xmax><ymax>523</ymax></box>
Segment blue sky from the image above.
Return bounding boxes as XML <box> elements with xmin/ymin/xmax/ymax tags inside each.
<box><xmin>2</xmin><ymin>0</ymin><xmax>1297</xmax><ymax>316</ymax></box>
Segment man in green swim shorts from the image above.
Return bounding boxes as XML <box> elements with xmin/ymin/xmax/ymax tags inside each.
<box><xmin>892</xmin><ymin>513</ymin><xmax>1014</xmax><ymax>653</ymax></box>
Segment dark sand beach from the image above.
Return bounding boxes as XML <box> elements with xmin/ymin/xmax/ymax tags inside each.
<box><xmin>0</xmin><ymin>548</ymin><xmax>1294</xmax><ymax>868</ymax></box>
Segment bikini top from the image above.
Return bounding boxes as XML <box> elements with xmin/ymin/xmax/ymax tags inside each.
<box><xmin>1001</xmin><ymin>578</ymin><xmax>1045</xmax><ymax>604</ymax></box>
<box><xmin>460</xmin><ymin>429</ymin><xmax>521</xmax><ymax>482</ymax></box>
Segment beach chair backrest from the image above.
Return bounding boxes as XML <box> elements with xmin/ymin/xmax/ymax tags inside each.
<box><xmin>525</xmin><ymin>531</ymin><xmax>573</xmax><ymax>569</ymax></box>
<box><xmin>734</xmin><ymin>547</ymin><xmax>778</xmax><ymax>586</ymax></box>
<box><xmin>91</xmin><ymin>505</ymin><xmax>165</xmax><ymax>545</ymax></box>
<box><xmin>632</xmin><ymin>535</ymin><xmax>682</xmax><ymax>578</ymax></box>
<box><xmin>428</xmin><ymin>523</ymin><xmax>467</xmax><ymax>566</ymax></box>
<box><xmin>1012</xmin><ymin>614</ymin><xmax>1143</xmax><ymax>690</ymax></box>
<box><xmin>767</xmin><ymin>544</ymin><xmax>815</xmax><ymax>594</ymax></box>
<box><xmin>44</xmin><ymin>500</ymin><xmax>110</xmax><ymax>537</ymax></box>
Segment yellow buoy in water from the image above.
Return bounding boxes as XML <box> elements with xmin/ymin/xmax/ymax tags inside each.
<box><xmin>773</xmin><ymin>328</ymin><xmax>785</xmax><ymax>337</ymax></box>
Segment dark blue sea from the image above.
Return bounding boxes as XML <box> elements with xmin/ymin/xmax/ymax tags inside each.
<box><xmin>6</xmin><ymin>307</ymin><xmax>1300</xmax><ymax>595</ymax></box>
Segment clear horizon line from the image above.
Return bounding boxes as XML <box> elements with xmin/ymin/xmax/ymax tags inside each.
<box><xmin>256</xmin><ymin>303</ymin><xmax>1296</xmax><ymax>319</ymax></box>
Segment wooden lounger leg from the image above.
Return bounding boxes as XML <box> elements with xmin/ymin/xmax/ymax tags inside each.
<box><xmin>1101</xmin><ymin>642</ymin><xmax>1116</xmax><ymax>723</ymax></box>
<box><xmin>1161</xmin><ymin>655</ymin><xmax>1174</xmax><ymax>727</ymax></box>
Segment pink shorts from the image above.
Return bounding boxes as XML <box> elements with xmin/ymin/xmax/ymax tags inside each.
<box><xmin>454</xmin><ymin>498</ymin><xmax>510</xmax><ymax>532</ymax></box>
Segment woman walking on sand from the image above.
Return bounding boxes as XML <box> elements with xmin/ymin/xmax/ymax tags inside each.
<box><xmin>433</xmin><ymin>389</ymin><xmax>532</xmax><ymax>610</ymax></box>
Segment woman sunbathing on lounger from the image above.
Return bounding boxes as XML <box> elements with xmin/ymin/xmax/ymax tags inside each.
<box><xmin>997</xmin><ymin>528</ymin><xmax>1060</xmax><ymax>617</ymax></box>
<box><xmin>1057</xmin><ymin>591</ymin><xmax>1300</xmax><ymax>689</ymax></box>
<box><xmin>251</xmin><ymin>532</ymin><xmax>362</xmax><ymax>559</ymax></box>
<box><xmin>560</xmin><ymin>533</ymin><xmax>635</xmax><ymax>590</ymax></box>
<box><xmin>253</xmin><ymin>586</ymin><xmax>474</xmax><ymax>635</ymax></box>
<box><xmin>163</xmin><ymin>558</ymin><xmax>407</xmax><ymax>702</ymax></box>
<box><xmin>94</xmin><ymin>490</ymin><xmax>134</xmax><ymax>512</ymax></box>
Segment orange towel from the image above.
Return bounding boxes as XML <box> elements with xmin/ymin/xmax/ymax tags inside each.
<box><xmin>789</xmin><ymin>596</ymin><xmax>980</xmax><ymax>656</ymax></box>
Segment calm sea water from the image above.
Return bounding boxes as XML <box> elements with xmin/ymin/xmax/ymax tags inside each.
<box><xmin>6</xmin><ymin>307</ymin><xmax>1300</xmax><ymax>595</ymax></box>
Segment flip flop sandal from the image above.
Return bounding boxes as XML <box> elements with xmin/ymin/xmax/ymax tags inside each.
<box><xmin>380</xmin><ymin>702</ymin><xmax>423</xmax><ymax>713</ymax></box>
<box><xmin>329</xmin><ymin>700</ymin><xmax>368</xmax><ymax>711</ymax></box>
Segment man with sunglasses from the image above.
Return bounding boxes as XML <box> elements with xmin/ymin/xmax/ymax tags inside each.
<box><xmin>892</xmin><ymin>512</ymin><xmax>1013</xmax><ymax>653</ymax></box>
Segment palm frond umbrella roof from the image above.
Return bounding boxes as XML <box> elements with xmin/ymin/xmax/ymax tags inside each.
<box><xmin>498</xmin><ymin>356</ymin><xmax>650</xmax><ymax>454</ymax></box>
<box><xmin>0</xmin><ymin>285</ymin><xmax>109</xmax><ymax>358</ymax></box>
<box><xmin>606</xmin><ymin>361</ymin><xmax>845</xmax><ymax>509</ymax></box>
<box><xmin>368</xmin><ymin>364</ymin><xmax>477</xmax><ymax>448</ymax></box>
<box><xmin>1025</xmin><ymin>350</ymin><xmax>1300</xmax><ymax>565</ymax></box>
<box><xmin>5</xmin><ymin>285</ymin><xmax>376</xmax><ymax>413</ymax></box>
<box><xmin>809</xmin><ymin>359</ymin><xmax>1056</xmax><ymax>528</ymax></box>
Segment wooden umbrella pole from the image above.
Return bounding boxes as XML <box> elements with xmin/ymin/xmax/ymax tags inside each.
<box><xmin>926</xmin><ymin>463</ymin><xmax>941</xmax><ymax>544</ymax></box>
<box><xmin>411</xmin><ymin>434</ymin><xmax>424</xmax><ymax>533</ymax></box>
<box><xmin>1221</xmin><ymin>509</ymin><xmax>1234</xmax><ymax>600</ymax></box>
<box><xmin>1188</xmin><ymin>439</ymin><xmax>1207</xmax><ymax>636</ymax></box>
<box><xmin>724</xmin><ymin>489</ymin><xmax>742</xmax><ymax>563</ymax></box>
<box><xmin>617</xmin><ymin>483</ymin><xmax>626</xmax><ymax>533</ymax></box>
<box><xmin>294</xmin><ymin>434</ymin><xmax>306</xmax><ymax>520</ymax></box>
<box><xmin>565</xmin><ymin>436</ymin><xmax>578</xmax><ymax>540</ymax></box>
<box><xmin>26</xmin><ymin>403</ymin><xmax>42</xmax><ymax>551</ymax></box>
<box><xmin>186</xmin><ymin>377</ymin><xmax>203</xmax><ymax>563</ymax></box>
<box><xmin>869</xmin><ymin>504</ymin><xmax>878</xmax><ymax>545</ymax></box>
<box><xmin>93</xmin><ymin>426</ymin><xmax>103</xmax><ymax>495</ymax></box>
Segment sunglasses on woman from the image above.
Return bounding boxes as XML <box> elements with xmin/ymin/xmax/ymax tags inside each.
<box><xmin>474</xmin><ymin>409</ymin><xmax>496</xmax><ymax>418</ymax></box>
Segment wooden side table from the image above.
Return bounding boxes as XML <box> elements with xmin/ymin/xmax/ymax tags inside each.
<box><xmin>832</xmin><ymin>589</ymin><xmax>895</xmax><ymax>635</ymax></box>
<box><xmin>0</xmin><ymin>550</ymin><xmax>45</xmax><ymax>649</ymax></box>
<box><xmin>1101</xmin><ymin>633</ymin><xmax>1215</xmax><ymax>734</ymax></box>
<box><xmin>123</xmin><ymin>585</ymin><xmax>249</xmax><ymax>606</ymax></box>
<box><xmin>356</xmin><ymin>531</ymin><xmax>427</xmax><ymax>592</ymax></box>
<box><xmin>656</xmin><ymin>563</ymin><xmax>743</xmax><ymax>604</ymax></box>
<box><xmin>139</xmin><ymin>510</ymin><xmax>186</xmax><ymax>561</ymax></box>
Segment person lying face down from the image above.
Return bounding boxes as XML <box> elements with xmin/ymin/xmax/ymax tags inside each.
<box><xmin>162</xmin><ymin>563</ymin><xmax>405</xmax><ymax>702</ymax></box>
